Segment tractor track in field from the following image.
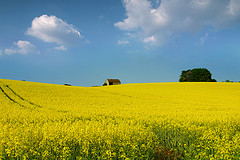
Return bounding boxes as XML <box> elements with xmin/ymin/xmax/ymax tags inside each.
<box><xmin>0</xmin><ymin>86</ymin><xmax>27</xmax><ymax>108</ymax></box>
<box><xmin>0</xmin><ymin>84</ymin><xmax>42</xmax><ymax>109</ymax></box>
<box><xmin>5</xmin><ymin>85</ymin><xmax>42</xmax><ymax>108</ymax></box>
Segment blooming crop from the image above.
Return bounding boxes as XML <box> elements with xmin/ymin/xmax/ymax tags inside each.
<box><xmin>0</xmin><ymin>79</ymin><xmax>240</xmax><ymax>159</ymax></box>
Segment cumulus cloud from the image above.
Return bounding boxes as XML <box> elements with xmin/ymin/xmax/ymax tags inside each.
<box><xmin>115</xmin><ymin>0</ymin><xmax>240</xmax><ymax>45</ymax></box>
<box><xmin>4</xmin><ymin>40</ymin><xmax>39</xmax><ymax>55</ymax></box>
<box><xmin>54</xmin><ymin>45</ymin><xmax>67</xmax><ymax>51</ymax></box>
<box><xmin>26</xmin><ymin>15</ymin><xmax>83</xmax><ymax>45</ymax></box>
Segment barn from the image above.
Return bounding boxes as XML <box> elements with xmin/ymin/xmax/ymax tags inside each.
<box><xmin>103</xmin><ymin>79</ymin><xmax>121</xmax><ymax>86</ymax></box>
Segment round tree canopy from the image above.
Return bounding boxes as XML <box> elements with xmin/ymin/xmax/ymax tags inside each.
<box><xmin>179</xmin><ymin>68</ymin><xmax>216</xmax><ymax>82</ymax></box>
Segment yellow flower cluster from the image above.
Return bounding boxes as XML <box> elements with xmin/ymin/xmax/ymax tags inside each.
<box><xmin>0</xmin><ymin>79</ymin><xmax>240</xmax><ymax>159</ymax></box>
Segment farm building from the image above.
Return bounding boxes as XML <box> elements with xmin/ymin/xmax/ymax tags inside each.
<box><xmin>103</xmin><ymin>79</ymin><xmax>121</xmax><ymax>86</ymax></box>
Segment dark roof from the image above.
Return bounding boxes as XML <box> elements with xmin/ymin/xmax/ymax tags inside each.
<box><xmin>107</xmin><ymin>79</ymin><xmax>121</xmax><ymax>83</ymax></box>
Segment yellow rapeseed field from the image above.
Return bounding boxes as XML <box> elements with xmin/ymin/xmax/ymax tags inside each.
<box><xmin>0</xmin><ymin>79</ymin><xmax>240</xmax><ymax>159</ymax></box>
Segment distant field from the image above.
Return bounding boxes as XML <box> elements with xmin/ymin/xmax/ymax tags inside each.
<box><xmin>0</xmin><ymin>79</ymin><xmax>240</xmax><ymax>159</ymax></box>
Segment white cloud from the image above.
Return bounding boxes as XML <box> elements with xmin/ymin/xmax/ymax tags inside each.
<box><xmin>227</xmin><ymin>0</ymin><xmax>240</xmax><ymax>16</ymax></box>
<box><xmin>26</xmin><ymin>15</ymin><xmax>83</xmax><ymax>45</ymax></box>
<box><xmin>199</xmin><ymin>33</ymin><xmax>208</xmax><ymax>46</ymax></box>
<box><xmin>4</xmin><ymin>40</ymin><xmax>39</xmax><ymax>55</ymax></box>
<box><xmin>55</xmin><ymin>45</ymin><xmax>67</xmax><ymax>51</ymax></box>
<box><xmin>144</xmin><ymin>36</ymin><xmax>156</xmax><ymax>44</ymax></box>
<box><xmin>5</xmin><ymin>48</ymin><xmax>18</xmax><ymax>55</ymax></box>
<box><xmin>15</xmin><ymin>40</ymin><xmax>39</xmax><ymax>54</ymax></box>
<box><xmin>115</xmin><ymin>0</ymin><xmax>240</xmax><ymax>46</ymax></box>
<box><xmin>117</xmin><ymin>40</ymin><xmax>129</xmax><ymax>45</ymax></box>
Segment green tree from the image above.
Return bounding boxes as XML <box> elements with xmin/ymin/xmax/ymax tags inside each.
<box><xmin>179</xmin><ymin>68</ymin><xmax>216</xmax><ymax>82</ymax></box>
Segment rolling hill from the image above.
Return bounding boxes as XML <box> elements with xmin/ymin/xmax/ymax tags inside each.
<box><xmin>0</xmin><ymin>79</ymin><xmax>240</xmax><ymax>159</ymax></box>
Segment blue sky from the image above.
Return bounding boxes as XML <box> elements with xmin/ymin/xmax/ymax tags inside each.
<box><xmin>1</xmin><ymin>0</ymin><xmax>240</xmax><ymax>86</ymax></box>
